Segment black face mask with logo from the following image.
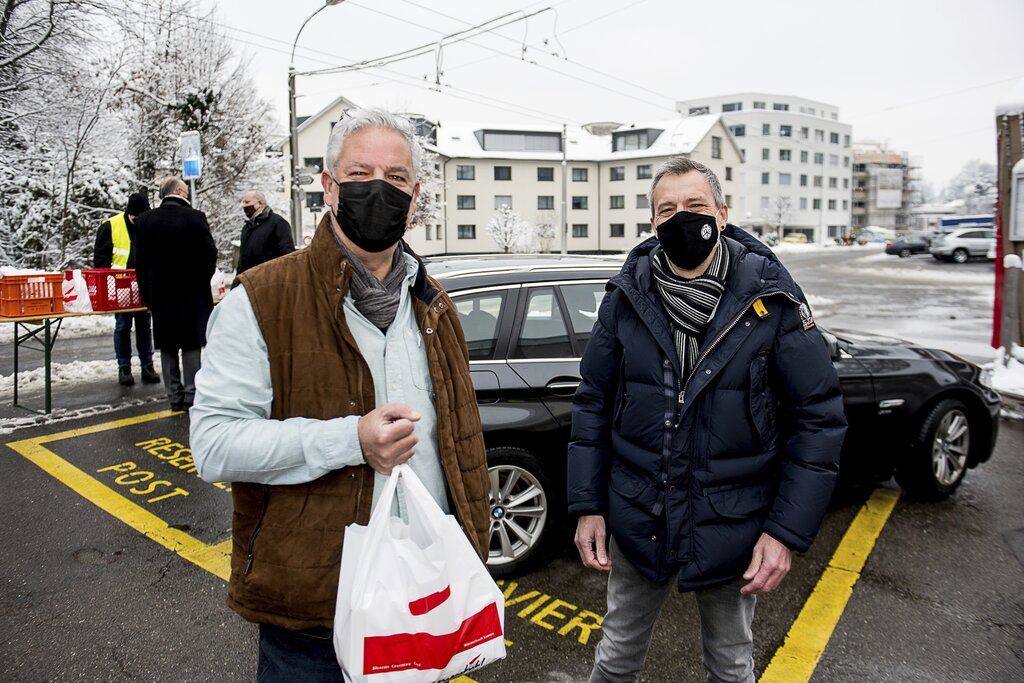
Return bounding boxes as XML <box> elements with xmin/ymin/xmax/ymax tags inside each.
<box><xmin>656</xmin><ymin>210</ymin><xmax>720</xmax><ymax>270</ymax></box>
<box><xmin>332</xmin><ymin>178</ymin><xmax>413</xmax><ymax>253</ymax></box>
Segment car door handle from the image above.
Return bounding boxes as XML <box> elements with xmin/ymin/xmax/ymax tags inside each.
<box><xmin>546</xmin><ymin>379</ymin><xmax>580</xmax><ymax>394</ymax></box>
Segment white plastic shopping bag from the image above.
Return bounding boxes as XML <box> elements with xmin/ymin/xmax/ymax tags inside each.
<box><xmin>334</xmin><ymin>465</ymin><xmax>506</xmax><ymax>682</ymax></box>
<box><xmin>61</xmin><ymin>269</ymin><xmax>93</xmax><ymax>312</ymax></box>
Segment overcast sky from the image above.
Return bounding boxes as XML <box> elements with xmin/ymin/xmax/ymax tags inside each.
<box><xmin>201</xmin><ymin>0</ymin><xmax>1024</xmax><ymax>192</ymax></box>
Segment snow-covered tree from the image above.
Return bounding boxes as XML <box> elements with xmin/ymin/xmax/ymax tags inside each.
<box><xmin>943</xmin><ymin>160</ymin><xmax>997</xmax><ymax>214</ymax></box>
<box><xmin>410</xmin><ymin>139</ymin><xmax>443</xmax><ymax>236</ymax></box>
<box><xmin>766</xmin><ymin>196</ymin><xmax>792</xmax><ymax>238</ymax></box>
<box><xmin>535</xmin><ymin>222</ymin><xmax>556</xmax><ymax>253</ymax></box>
<box><xmin>486</xmin><ymin>204</ymin><xmax>530</xmax><ymax>253</ymax></box>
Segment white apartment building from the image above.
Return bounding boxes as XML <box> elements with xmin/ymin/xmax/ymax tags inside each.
<box><xmin>675</xmin><ymin>93</ymin><xmax>853</xmax><ymax>243</ymax></box>
<box><xmin>285</xmin><ymin>101</ymin><xmax>741</xmax><ymax>254</ymax></box>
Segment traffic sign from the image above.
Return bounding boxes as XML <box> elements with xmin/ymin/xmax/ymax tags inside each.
<box><xmin>180</xmin><ymin>131</ymin><xmax>202</xmax><ymax>180</ymax></box>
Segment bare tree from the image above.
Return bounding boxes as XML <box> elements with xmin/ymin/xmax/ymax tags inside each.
<box><xmin>535</xmin><ymin>221</ymin><xmax>556</xmax><ymax>253</ymax></box>
<box><xmin>486</xmin><ymin>204</ymin><xmax>530</xmax><ymax>253</ymax></box>
<box><xmin>766</xmin><ymin>196</ymin><xmax>793</xmax><ymax>240</ymax></box>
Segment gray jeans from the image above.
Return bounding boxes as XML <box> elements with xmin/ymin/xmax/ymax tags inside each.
<box><xmin>589</xmin><ymin>538</ymin><xmax>756</xmax><ymax>683</ymax></box>
<box><xmin>160</xmin><ymin>348</ymin><xmax>202</xmax><ymax>404</ymax></box>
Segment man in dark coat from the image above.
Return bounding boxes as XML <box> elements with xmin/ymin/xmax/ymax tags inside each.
<box><xmin>237</xmin><ymin>190</ymin><xmax>294</xmax><ymax>275</ymax></box>
<box><xmin>134</xmin><ymin>177</ymin><xmax>218</xmax><ymax>412</ymax></box>
<box><xmin>569</xmin><ymin>157</ymin><xmax>847</xmax><ymax>682</ymax></box>
<box><xmin>93</xmin><ymin>192</ymin><xmax>160</xmax><ymax>386</ymax></box>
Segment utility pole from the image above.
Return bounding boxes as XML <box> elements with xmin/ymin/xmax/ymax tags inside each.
<box><xmin>561</xmin><ymin>123</ymin><xmax>568</xmax><ymax>255</ymax></box>
<box><xmin>995</xmin><ymin>109</ymin><xmax>1024</xmax><ymax>349</ymax></box>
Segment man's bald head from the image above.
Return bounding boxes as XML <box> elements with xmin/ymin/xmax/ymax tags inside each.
<box><xmin>158</xmin><ymin>177</ymin><xmax>188</xmax><ymax>200</ymax></box>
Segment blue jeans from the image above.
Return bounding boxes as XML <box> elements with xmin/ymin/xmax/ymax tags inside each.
<box><xmin>257</xmin><ymin>624</ymin><xmax>344</xmax><ymax>683</ymax></box>
<box><xmin>590</xmin><ymin>538</ymin><xmax>756</xmax><ymax>683</ymax></box>
<box><xmin>113</xmin><ymin>311</ymin><xmax>153</xmax><ymax>369</ymax></box>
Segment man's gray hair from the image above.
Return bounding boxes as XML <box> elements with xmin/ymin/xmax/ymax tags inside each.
<box><xmin>323</xmin><ymin>107</ymin><xmax>421</xmax><ymax>180</ymax></box>
<box><xmin>647</xmin><ymin>157</ymin><xmax>725</xmax><ymax>215</ymax></box>
<box><xmin>243</xmin><ymin>190</ymin><xmax>267</xmax><ymax>204</ymax></box>
<box><xmin>158</xmin><ymin>177</ymin><xmax>185</xmax><ymax>199</ymax></box>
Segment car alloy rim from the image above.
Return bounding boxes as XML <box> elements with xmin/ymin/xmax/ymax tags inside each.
<box><xmin>931</xmin><ymin>408</ymin><xmax>969</xmax><ymax>486</ymax></box>
<box><xmin>487</xmin><ymin>464</ymin><xmax>547</xmax><ymax>566</ymax></box>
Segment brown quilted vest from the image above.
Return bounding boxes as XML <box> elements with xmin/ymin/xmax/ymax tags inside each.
<box><xmin>227</xmin><ymin>215</ymin><xmax>491</xmax><ymax>630</ymax></box>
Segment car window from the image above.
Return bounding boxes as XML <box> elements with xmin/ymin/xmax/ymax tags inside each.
<box><xmin>960</xmin><ymin>230</ymin><xmax>982</xmax><ymax>239</ymax></box>
<box><xmin>453</xmin><ymin>291</ymin><xmax>506</xmax><ymax>361</ymax></box>
<box><xmin>559</xmin><ymin>282</ymin><xmax>606</xmax><ymax>355</ymax></box>
<box><xmin>513</xmin><ymin>287</ymin><xmax>573</xmax><ymax>359</ymax></box>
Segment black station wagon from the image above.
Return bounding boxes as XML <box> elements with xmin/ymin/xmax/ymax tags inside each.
<box><xmin>426</xmin><ymin>254</ymin><xmax>1002</xmax><ymax>577</ymax></box>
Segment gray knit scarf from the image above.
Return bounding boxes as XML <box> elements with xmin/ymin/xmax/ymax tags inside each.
<box><xmin>651</xmin><ymin>238</ymin><xmax>730</xmax><ymax>382</ymax></box>
<box><xmin>336</xmin><ymin>237</ymin><xmax>407</xmax><ymax>331</ymax></box>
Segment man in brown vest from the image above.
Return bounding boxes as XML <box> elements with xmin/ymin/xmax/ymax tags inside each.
<box><xmin>190</xmin><ymin>107</ymin><xmax>490</xmax><ymax>681</ymax></box>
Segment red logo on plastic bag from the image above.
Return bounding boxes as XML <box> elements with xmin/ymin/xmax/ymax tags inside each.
<box><xmin>408</xmin><ymin>585</ymin><xmax>451</xmax><ymax>616</ymax></box>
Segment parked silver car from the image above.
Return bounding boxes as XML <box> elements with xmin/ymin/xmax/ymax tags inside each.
<box><xmin>930</xmin><ymin>227</ymin><xmax>995</xmax><ymax>263</ymax></box>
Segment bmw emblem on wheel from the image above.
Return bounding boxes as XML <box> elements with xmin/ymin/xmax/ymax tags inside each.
<box><xmin>701</xmin><ymin>224</ymin><xmax>713</xmax><ymax>240</ymax></box>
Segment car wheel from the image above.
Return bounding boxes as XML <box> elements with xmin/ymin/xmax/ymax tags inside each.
<box><xmin>952</xmin><ymin>248</ymin><xmax>969</xmax><ymax>264</ymax></box>
<box><xmin>894</xmin><ymin>398</ymin><xmax>970</xmax><ymax>499</ymax></box>
<box><xmin>899</xmin><ymin>248</ymin><xmax>911</xmax><ymax>258</ymax></box>
<box><xmin>485</xmin><ymin>446</ymin><xmax>560</xmax><ymax>577</ymax></box>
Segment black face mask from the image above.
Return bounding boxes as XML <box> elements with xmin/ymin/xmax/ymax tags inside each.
<box><xmin>655</xmin><ymin>210</ymin><xmax>720</xmax><ymax>270</ymax></box>
<box><xmin>243</xmin><ymin>205</ymin><xmax>258</xmax><ymax>219</ymax></box>
<box><xmin>332</xmin><ymin>178</ymin><xmax>412</xmax><ymax>253</ymax></box>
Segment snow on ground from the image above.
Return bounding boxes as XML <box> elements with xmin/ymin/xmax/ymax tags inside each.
<box><xmin>989</xmin><ymin>344</ymin><xmax>1024</xmax><ymax>420</ymax></box>
<box><xmin>0</xmin><ymin>358</ymin><xmax>127</xmax><ymax>395</ymax></box>
<box><xmin>0</xmin><ymin>313</ymin><xmax>115</xmax><ymax>343</ymax></box>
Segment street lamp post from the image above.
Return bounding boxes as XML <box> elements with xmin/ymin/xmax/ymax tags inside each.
<box><xmin>289</xmin><ymin>0</ymin><xmax>345</xmax><ymax>247</ymax></box>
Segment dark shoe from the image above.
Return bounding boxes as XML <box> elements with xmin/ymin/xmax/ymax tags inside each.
<box><xmin>141</xmin><ymin>364</ymin><xmax>161</xmax><ymax>384</ymax></box>
<box><xmin>170</xmin><ymin>400</ymin><xmax>184</xmax><ymax>412</ymax></box>
<box><xmin>118</xmin><ymin>367</ymin><xmax>135</xmax><ymax>386</ymax></box>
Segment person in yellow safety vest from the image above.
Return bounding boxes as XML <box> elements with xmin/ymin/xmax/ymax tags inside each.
<box><xmin>93</xmin><ymin>192</ymin><xmax>161</xmax><ymax>386</ymax></box>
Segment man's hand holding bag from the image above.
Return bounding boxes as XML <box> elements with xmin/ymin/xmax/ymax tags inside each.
<box><xmin>334</xmin><ymin>465</ymin><xmax>506</xmax><ymax>682</ymax></box>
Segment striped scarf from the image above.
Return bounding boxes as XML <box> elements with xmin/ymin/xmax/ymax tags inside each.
<box><xmin>651</xmin><ymin>238</ymin><xmax>730</xmax><ymax>382</ymax></box>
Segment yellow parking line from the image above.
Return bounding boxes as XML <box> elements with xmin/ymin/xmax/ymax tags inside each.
<box><xmin>5</xmin><ymin>411</ymin><xmax>231</xmax><ymax>581</ymax></box>
<box><xmin>760</xmin><ymin>487</ymin><xmax>900</xmax><ymax>682</ymax></box>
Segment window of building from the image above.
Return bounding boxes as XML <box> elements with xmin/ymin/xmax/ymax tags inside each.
<box><xmin>800</xmin><ymin>127</ymin><xmax>809</xmax><ymax>139</ymax></box>
<box><xmin>457</xmin><ymin>224</ymin><xmax>476</xmax><ymax>239</ymax></box>
<box><xmin>436</xmin><ymin>225</ymin><xmax>443</xmax><ymax>240</ymax></box>
<box><xmin>762</xmin><ymin>123</ymin><xmax>771</xmax><ymax>135</ymax></box>
<box><xmin>456</xmin><ymin>164</ymin><xmax>475</xmax><ymax>180</ymax></box>
<box><xmin>813</xmin><ymin>198</ymin><xmax>821</xmax><ymax>210</ymax></box>
<box><xmin>610</xmin><ymin>195</ymin><xmax>625</xmax><ymax>209</ymax></box>
<box><xmin>800</xmin><ymin>150</ymin><xmax>809</xmax><ymax>163</ymax></box>
<box><xmin>842</xmin><ymin>200</ymin><xmax>849</xmax><ymax>210</ymax></box>
<box><xmin>799</xmin><ymin>197</ymin><xmax>808</xmax><ymax>210</ymax></box>
<box><xmin>779</xmin><ymin>149</ymin><xmax>791</xmax><ymax>161</ymax></box>
<box><xmin>843</xmin><ymin>156</ymin><xmax>850</xmax><ymax>167</ymax></box>
<box><xmin>729</xmin><ymin>125</ymin><xmax>746</xmax><ymax>137</ymax></box>
<box><xmin>572</xmin><ymin>196</ymin><xmax>588</xmax><ymax>210</ymax></box>
<box><xmin>725</xmin><ymin>167</ymin><xmax>733</xmax><ymax>181</ymax></box>
<box><xmin>722</xmin><ymin>102</ymin><xmax>743</xmax><ymax>112</ymax></box>
<box><xmin>610</xmin><ymin>223</ymin><xmax>625</xmax><ymax>238</ymax></box>
<box><xmin>480</xmin><ymin>130</ymin><xmax>561</xmax><ymax>152</ymax></box>
<box><xmin>725</xmin><ymin>194</ymin><xmax>732</xmax><ymax>206</ymax></box>
<box><xmin>636</xmin><ymin>194</ymin><xmax>649</xmax><ymax>209</ymax></box>
<box><xmin>828</xmin><ymin>199</ymin><xmax>837</xmax><ymax>210</ymax></box>
<box><xmin>494</xmin><ymin>166</ymin><xmax>511</xmax><ymax>181</ymax></box>
<box><xmin>779</xmin><ymin>173</ymin><xmax>792</xmax><ymax>186</ymax></box>
<box><xmin>612</xmin><ymin>128</ymin><xmax>663</xmax><ymax>151</ymax></box>
<box><xmin>813</xmin><ymin>175</ymin><xmax>823</xmax><ymax>188</ymax></box>
<box><xmin>753</xmin><ymin>101</ymin><xmax>766</xmax><ymax>109</ymax></box>
<box><xmin>814</xmin><ymin>152</ymin><xmax>824</xmax><ymax>165</ymax></box>
<box><xmin>494</xmin><ymin>195</ymin><xmax>512</xmax><ymax>209</ymax></box>
<box><xmin>637</xmin><ymin>164</ymin><xmax>652</xmax><ymax>179</ymax></box>
<box><xmin>538</xmin><ymin>195</ymin><xmax>554</xmax><ymax>210</ymax></box>
<box><xmin>829</xmin><ymin>154</ymin><xmax>839</xmax><ymax>166</ymax></box>
<box><xmin>773</xmin><ymin>103</ymin><xmax>790</xmax><ymax>111</ymax></box>
<box><xmin>689</xmin><ymin>106</ymin><xmax>710</xmax><ymax>115</ymax></box>
<box><xmin>457</xmin><ymin>195</ymin><xmax>475</xmax><ymax>210</ymax></box>
<box><xmin>302</xmin><ymin>157</ymin><xmax>323</xmax><ymax>173</ymax></box>
<box><xmin>572</xmin><ymin>224</ymin><xmax>588</xmax><ymax>238</ymax></box>
<box><xmin>828</xmin><ymin>177</ymin><xmax>837</xmax><ymax>189</ymax></box>
<box><xmin>761</xmin><ymin>196</ymin><xmax>770</xmax><ymax>209</ymax></box>
<box><xmin>761</xmin><ymin>172</ymin><xmax>770</xmax><ymax>185</ymax></box>
<box><xmin>780</xmin><ymin>125</ymin><xmax>792</xmax><ymax>137</ymax></box>
<box><xmin>572</xmin><ymin>167</ymin><xmax>588</xmax><ymax>182</ymax></box>
<box><xmin>711</xmin><ymin>136</ymin><xmax>722</xmax><ymax>159</ymax></box>
<box><xmin>762</xmin><ymin>148</ymin><xmax>771</xmax><ymax>161</ymax></box>
<box><xmin>843</xmin><ymin>134</ymin><xmax>850</xmax><ymax>147</ymax></box>
<box><xmin>637</xmin><ymin>223</ymin><xmax>650</xmax><ymax>237</ymax></box>
<box><xmin>830</xmin><ymin>132</ymin><xmax>840</xmax><ymax>144</ymax></box>
<box><xmin>800</xmin><ymin>174</ymin><xmax>808</xmax><ymax>187</ymax></box>
<box><xmin>815</xmin><ymin>129</ymin><xmax>825</xmax><ymax>142</ymax></box>
<box><xmin>537</xmin><ymin>167</ymin><xmax>554</xmax><ymax>181</ymax></box>
<box><xmin>610</xmin><ymin>166</ymin><xmax>625</xmax><ymax>181</ymax></box>
<box><xmin>843</xmin><ymin>178</ymin><xmax>850</xmax><ymax>189</ymax></box>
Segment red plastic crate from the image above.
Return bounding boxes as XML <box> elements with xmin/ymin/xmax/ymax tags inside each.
<box><xmin>80</xmin><ymin>268</ymin><xmax>142</xmax><ymax>311</ymax></box>
<box><xmin>0</xmin><ymin>273</ymin><xmax>64</xmax><ymax>317</ymax></box>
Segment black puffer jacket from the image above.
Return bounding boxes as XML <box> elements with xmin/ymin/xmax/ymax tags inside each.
<box><xmin>238</xmin><ymin>208</ymin><xmax>294</xmax><ymax>275</ymax></box>
<box><xmin>568</xmin><ymin>226</ymin><xmax>846</xmax><ymax>590</ymax></box>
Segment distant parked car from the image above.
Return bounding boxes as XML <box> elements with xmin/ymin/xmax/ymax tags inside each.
<box><xmin>426</xmin><ymin>254</ymin><xmax>1002</xmax><ymax>577</ymax></box>
<box><xmin>930</xmin><ymin>228</ymin><xmax>996</xmax><ymax>263</ymax></box>
<box><xmin>782</xmin><ymin>232</ymin><xmax>808</xmax><ymax>244</ymax></box>
<box><xmin>885</xmin><ymin>234</ymin><xmax>931</xmax><ymax>257</ymax></box>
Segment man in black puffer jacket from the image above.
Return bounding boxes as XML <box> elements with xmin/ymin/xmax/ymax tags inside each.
<box><xmin>569</xmin><ymin>156</ymin><xmax>846</xmax><ymax>683</ymax></box>
<box><xmin>237</xmin><ymin>191</ymin><xmax>295</xmax><ymax>275</ymax></box>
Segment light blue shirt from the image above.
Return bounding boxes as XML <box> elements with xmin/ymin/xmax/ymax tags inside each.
<box><xmin>190</xmin><ymin>252</ymin><xmax>447</xmax><ymax>513</ymax></box>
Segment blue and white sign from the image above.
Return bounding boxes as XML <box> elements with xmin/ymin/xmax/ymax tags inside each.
<box><xmin>180</xmin><ymin>130</ymin><xmax>202</xmax><ymax>180</ymax></box>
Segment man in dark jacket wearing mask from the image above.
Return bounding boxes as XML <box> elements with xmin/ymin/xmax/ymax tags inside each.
<box><xmin>237</xmin><ymin>191</ymin><xmax>294</xmax><ymax>274</ymax></box>
<box><xmin>569</xmin><ymin>157</ymin><xmax>846</xmax><ymax>682</ymax></box>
